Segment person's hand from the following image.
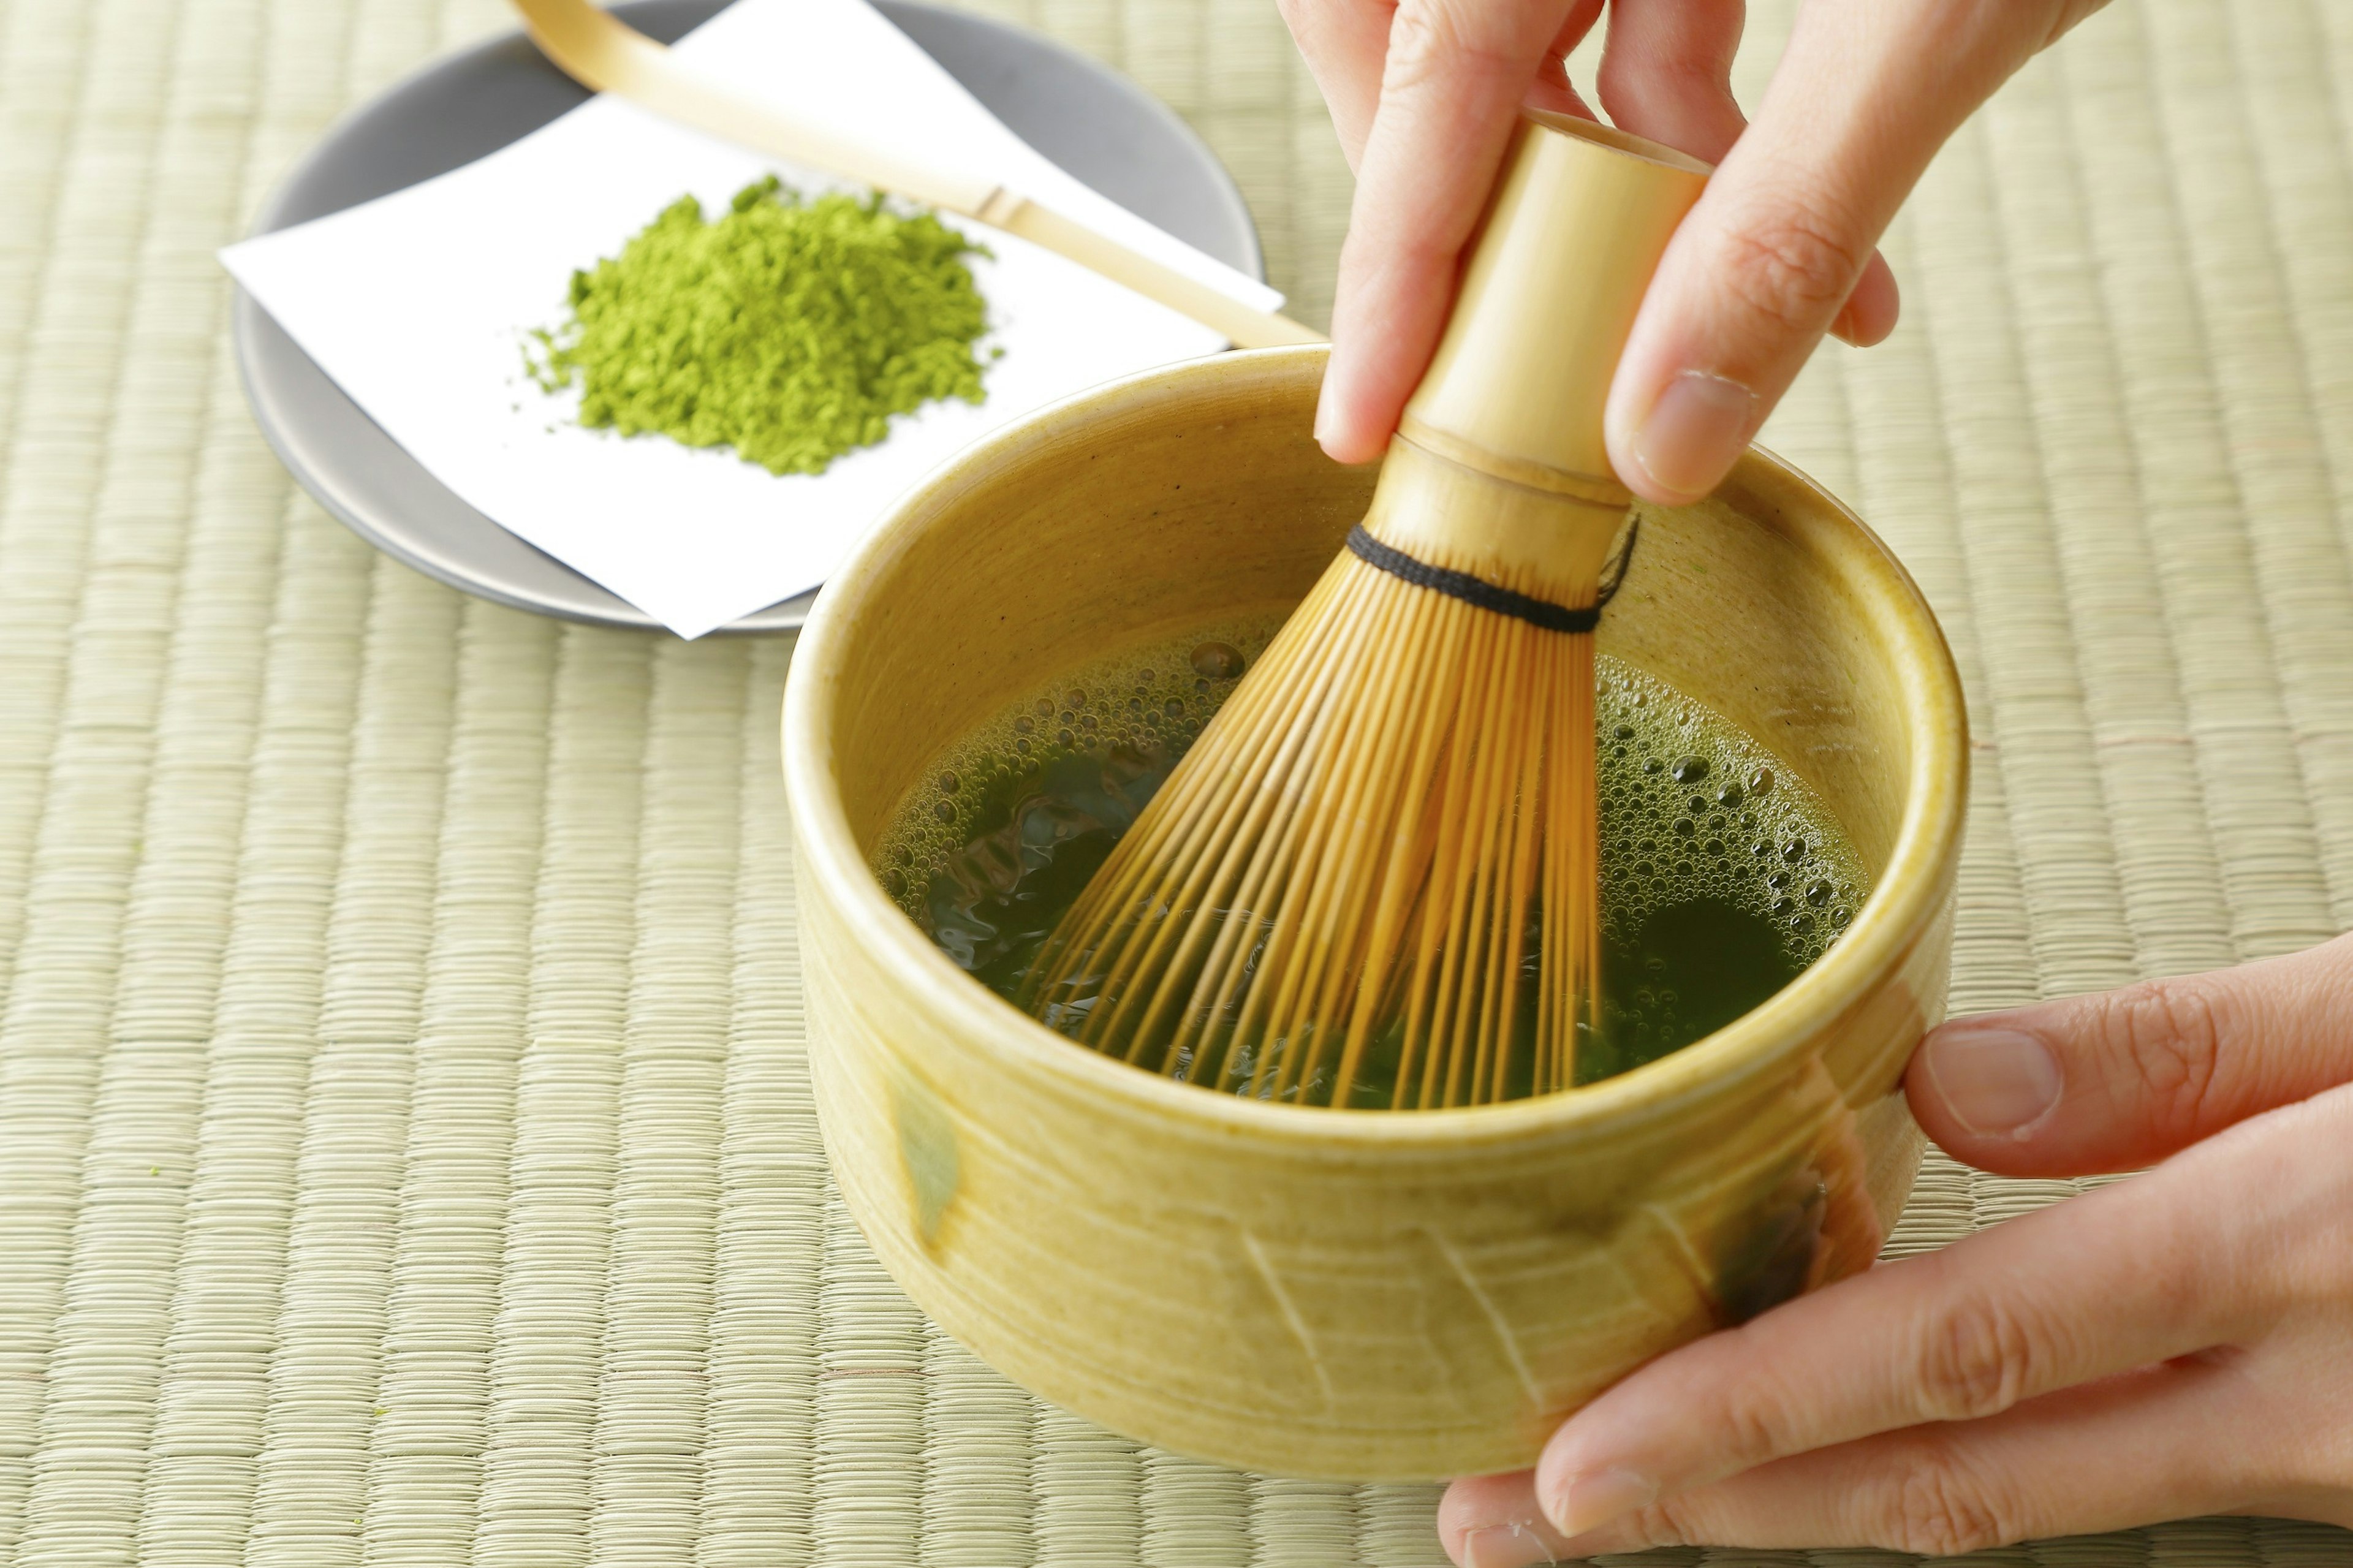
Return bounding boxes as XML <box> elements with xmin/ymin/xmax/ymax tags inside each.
<box><xmin>1436</xmin><ymin>932</ymin><xmax>2353</xmax><ymax>1564</ymax></box>
<box><xmin>1284</xmin><ymin>0</ymin><xmax>2112</xmax><ymax>503</ymax></box>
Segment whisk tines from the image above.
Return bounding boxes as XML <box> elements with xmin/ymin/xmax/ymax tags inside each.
<box><xmin>1018</xmin><ymin>449</ymin><xmax>1618</xmax><ymax>1109</ymax></box>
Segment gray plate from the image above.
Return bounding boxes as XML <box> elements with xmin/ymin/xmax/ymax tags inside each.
<box><xmin>233</xmin><ymin>0</ymin><xmax>1267</xmax><ymax>634</ymax></box>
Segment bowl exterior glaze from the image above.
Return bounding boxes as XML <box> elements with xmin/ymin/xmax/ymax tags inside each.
<box><xmin>782</xmin><ymin>346</ymin><xmax>1966</xmax><ymax>1482</ymax></box>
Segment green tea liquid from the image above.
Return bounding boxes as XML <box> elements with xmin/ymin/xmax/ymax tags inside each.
<box><xmin>877</xmin><ymin>617</ymin><xmax>1870</xmax><ymax>1099</ymax></box>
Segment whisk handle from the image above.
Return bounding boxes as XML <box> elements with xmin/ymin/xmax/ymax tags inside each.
<box><xmin>1404</xmin><ymin>113</ymin><xmax>1711</xmax><ymax>503</ymax></box>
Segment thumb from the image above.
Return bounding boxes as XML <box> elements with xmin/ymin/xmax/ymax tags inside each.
<box><xmin>1604</xmin><ymin>0</ymin><xmax>2095</xmax><ymax>504</ymax></box>
<box><xmin>1906</xmin><ymin>932</ymin><xmax>2353</xmax><ymax>1178</ymax></box>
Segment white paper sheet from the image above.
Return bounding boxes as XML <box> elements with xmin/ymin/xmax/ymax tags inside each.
<box><xmin>222</xmin><ymin>0</ymin><xmax>1282</xmax><ymax>637</ymax></box>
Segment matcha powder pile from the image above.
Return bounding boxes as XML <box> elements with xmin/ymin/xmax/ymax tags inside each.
<box><xmin>529</xmin><ymin>176</ymin><xmax>995</xmax><ymax>476</ymax></box>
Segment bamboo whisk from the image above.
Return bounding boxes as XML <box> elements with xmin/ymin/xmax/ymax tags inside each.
<box><xmin>1018</xmin><ymin>114</ymin><xmax>1710</xmax><ymax>1109</ymax></box>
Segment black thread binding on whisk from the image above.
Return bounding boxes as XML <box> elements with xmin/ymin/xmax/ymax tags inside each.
<box><xmin>1344</xmin><ymin>516</ymin><xmax>1641</xmax><ymax>634</ymax></box>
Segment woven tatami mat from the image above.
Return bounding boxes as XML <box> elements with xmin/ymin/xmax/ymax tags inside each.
<box><xmin>2</xmin><ymin>0</ymin><xmax>2351</xmax><ymax>1561</ymax></box>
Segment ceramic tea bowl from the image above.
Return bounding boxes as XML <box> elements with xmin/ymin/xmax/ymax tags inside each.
<box><xmin>781</xmin><ymin>344</ymin><xmax>1966</xmax><ymax>1482</ymax></box>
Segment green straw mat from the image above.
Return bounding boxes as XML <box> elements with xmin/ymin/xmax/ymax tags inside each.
<box><xmin>2</xmin><ymin>0</ymin><xmax>2350</xmax><ymax>1561</ymax></box>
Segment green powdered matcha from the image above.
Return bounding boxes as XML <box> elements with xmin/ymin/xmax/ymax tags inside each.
<box><xmin>528</xmin><ymin>176</ymin><xmax>993</xmax><ymax>476</ymax></box>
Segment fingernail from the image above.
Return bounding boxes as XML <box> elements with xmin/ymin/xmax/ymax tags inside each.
<box><xmin>1921</xmin><ymin>1025</ymin><xmax>2064</xmax><ymax>1140</ymax></box>
<box><xmin>1629</xmin><ymin>371</ymin><xmax>1756</xmax><ymax>499</ymax></box>
<box><xmin>1313</xmin><ymin>385</ymin><xmax>1341</xmax><ymax>450</ymax></box>
<box><xmin>1545</xmin><ymin>1466</ymin><xmax>1658</xmax><ymax>1540</ymax></box>
<box><xmin>1458</xmin><ymin>1520</ymin><xmax>1558</xmax><ymax>1568</ymax></box>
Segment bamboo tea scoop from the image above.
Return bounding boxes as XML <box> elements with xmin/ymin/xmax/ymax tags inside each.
<box><xmin>508</xmin><ymin>0</ymin><xmax>1324</xmax><ymax>349</ymax></box>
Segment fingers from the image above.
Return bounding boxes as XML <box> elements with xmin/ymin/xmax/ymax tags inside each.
<box><xmin>1526</xmin><ymin>0</ymin><xmax>1605</xmax><ymax>121</ymax></box>
<box><xmin>1513</xmin><ymin>1154</ymin><xmax>2265</xmax><ymax>1544</ymax></box>
<box><xmin>1594</xmin><ymin>0</ymin><xmax>1898</xmax><ymax>354</ymax></box>
<box><xmin>1315</xmin><ymin>0</ymin><xmax>1585</xmax><ymax>462</ymax></box>
<box><xmin>1443</xmin><ymin>1363</ymin><xmax>2245</xmax><ymax>1563</ymax></box>
<box><xmin>1278</xmin><ymin>0</ymin><xmax>1399</xmax><ymax>169</ymax></box>
<box><xmin>1593</xmin><ymin>0</ymin><xmax>1746</xmax><ymax>159</ymax></box>
<box><xmin>1605</xmin><ymin>0</ymin><xmax>2103</xmax><ymax>504</ymax></box>
<box><xmin>1280</xmin><ymin>0</ymin><xmax>1605</xmax><ymax>170</ymax></box>
<box><xmin>1441</xmin><ymin>1085</ymin><xmax>2353</xmax><ymax>1563</ymax></box>
<box><xmin>1909</xmin><ymin>931</ymin><xmax>2353</xmax><ymax>1176</ymax></box>
<box><xmin>1281</xmin><ymin>0</ymin><xmax>1601</xmax><ymax>171</ymax></box>
<box><xmin>1436</xmin><ymin>1473</ymin><xmax>1574</xmax><ymax>1568</ymax></box>
<box><xmin>1541</xmin><ymin>1360</ymin><xmax>2256</xmax><ymax>1556</ymax></box>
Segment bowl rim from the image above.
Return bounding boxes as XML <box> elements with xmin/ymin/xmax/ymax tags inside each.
<box><xmin>782</xmin><ymin>343</ymin><xmax>1968</xmax><ymax>1149</ymax></box>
